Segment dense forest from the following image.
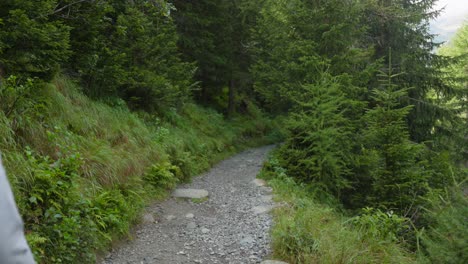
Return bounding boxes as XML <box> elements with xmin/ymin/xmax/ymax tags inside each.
<box><xmin>0</xmin><ymin>0</ymin><xmax>466</xmax><ymax>263</ymax></box>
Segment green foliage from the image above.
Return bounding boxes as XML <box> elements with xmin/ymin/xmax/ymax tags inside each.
<box><xmin>0</xmin><ymin>76</ymin><xmax>48</xmax><ymax>130</ymax></box>
<box><xmin>0</xmin><ymin>76</ymin><xmax>34</xmax><ymax>118</ymax></box>
<box><xmin>171</xmin><ymin>0</ymin><xmax>229</xmax><ymax>102</ymax></box>
<box><xmin>144</xmin><ymin>162</ymin><xmax>179</xmax><ymax>190</ymax></box>
<box><xmin>0</xmin><ymin>76</ymin><xmax>277</xmax><ymax>262</ymax></box>
<box><xmin>90</xmin><ymin>189</ymin><xmax>141</xmax><ymax>240</ymax></box>
<box><xmin>0</xmin><ymin>110</ymin><xmax>15</xmax><ymax>150</ymax></box>
<box><xmin>350</xmin><ymin>207</ymin><xmax>409</xmax><ymax>243</ymax></box>
<box><xmin>21</xmin><ymin>149</ymin><xmax>98</xmax><ymax>263</ymax></box>
<box><xmin>1</xmin><ymin>0</ymin><xmax>465</xmax><ymax>262</ymax></box>
<box><xmin>362</xmin><ymin>0</ymin><xmax>457</xmax><ymax>142</ymax></box>
<box><xmin>250</xmin><ymin>0</ymin><xmax>372</xmax><ymax>112</ymax></box>
<box><xmin>263</xmin><ymin>156</ymin><xmax>416</xmax><ymax>264</ymax></box>
<box><xmin>66</xmin><ymin>0</ymin><xmax>196</xmax><ymax>111</ymax></box>
<box><xmin>438</xmin><ymin>22</ymin><xmax>468</xmax><ymax>92</ymax></box>
<box><xmin>437</xmin><ymin>22</ymin><xmax>468</xmax><ymax>163</ymax></box>
<box><xmin>352</xmin><ymin>65</ymin><xmax>432</xmax><ymax>213</ymax></box>
<box><xmin>171</xmin><ymin>0</ymin><xmax>254</xmax><ymax>114</ymax></box>
<box><xmin>419</xmin><ymin>182</ymin><xmax>468</xmax><ymax>264</ymax></box>
<box><xmin>278</xmin><ymin>72</ymin><xmax>354</xmax><ymax>197</ymax></box>
<box><xmin>266</xmin><ymin>40</ymin><xmax>462</xmax><ymax>261</ymax></box>
<box><xmin>250</xmin><ymin>0</ymin><xmax>320</xmax><ymax>111</ymax></box>
<box><xmin>20</xmin><ymin>146</ymin><xmax>144</xmax><ymax>263</ymax></box>
<box><xmin>0</xmin><ymin>0</ymin><xmax>70</xmax><ymax>80</ymax></box>
<box><xmin>0</xmin><ymin>0</ymin><xmax>196</xmax><ymax>111</ymax></box>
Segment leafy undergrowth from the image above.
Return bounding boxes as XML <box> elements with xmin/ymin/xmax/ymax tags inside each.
<box><xmin>0</xmin><ymin>76</ymin><xmax>281</xmax><ymax>263</ymax></box>
<box><xmin>260</xmin><ymin>156</ymin><xmax>417</xmax><ymax>264</ymax></box>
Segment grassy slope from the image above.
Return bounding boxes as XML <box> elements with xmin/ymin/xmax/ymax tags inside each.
<box><xmin>259</xmin><ymin>156</ymin><xmax>417</xmax><ymax>264</ymax></box>
<box><xmin>0</xmin><ymin>76</ymin><xmax>279</xmax><ymax>263</ymax></box>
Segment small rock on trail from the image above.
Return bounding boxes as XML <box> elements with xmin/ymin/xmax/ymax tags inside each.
<box><xmin>142</xmin><ymin>213</ymin><xmax>155</xmax><ymax>224</ymax></box>
<box><xmin>172</xmin><ymin>189</ymin><xmax>209</xmax><ymax>199</ymax></box>
<box><xmin>102</xmin><ymin>146</ymin><xmax>278</xmax><ymax>264</ymax></box>
<box><xmin>252</xmin><ymin>205</ymin><xmax>274</xmax><ymax>215</ymax></box>
<box><xmin>185</xmin><ymin>213</ymin><xmax>194</xmax><ymax>219</ymax></box>
<box><xmin>252</xmin><ymin>179</ymin><xmax>267</xmax><ymax>187</ymax></box>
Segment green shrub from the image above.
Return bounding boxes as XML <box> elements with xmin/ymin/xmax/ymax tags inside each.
<box><xmin>144</xmin><ymin>162</ymin><xmax>180</xmax><ymax>190</ymax></box>
<box><xmin>90</xmin><ymin>189</ymin><xmax>141</xmax><ymax>240</ymax></box>
<box><xmin>264</xmin><ymin>155</ymin><xmax>416</xmax><ymax>264</ymax></box>
<box><xmin>21</xmin><ymin>149</ymin><xmax>99</xmax><ymax>263</ymax></box>
<box><xmin>0</xmin><ymin>76</ymin><xmax>48</xmax><ymax>130</ymax></box>
<box><xmin>0</xmin><ymin>76</ymin><xmax>34</xmax><ymax>118</ymax></box>
<box><xmin>169</xmin><ymin>150</ymin><xmax>200</xmax><ymax>180</ymax></box>
<box><xmin>350</xmin><ymin>207</ymin><xmax>409</xmax><ymax>242</ymax></box>
<box><xmin>19</xmin><ymin>148</ymin><xmax>146</xmax><ymax>263</ymax></box>
<box><xmin>419</xmin><ymin>183</ymin><xmax>468</xmax><ymax>264</ymax></box>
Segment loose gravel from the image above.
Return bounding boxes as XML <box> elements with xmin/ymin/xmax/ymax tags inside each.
<box><xmin>102</xmin><ymin>145</ymin><xmax>276</xmax><ymax>264</ymax></box>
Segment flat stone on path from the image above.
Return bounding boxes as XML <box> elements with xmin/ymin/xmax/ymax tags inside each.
<box><xmin>252</xmin><ymin>178</ymin><xmax>267</xmax><ymax>187</ymax></box>
<box><xmin>172</xmin><ymin>188</ymin><xmax>209</xmax><ymax>199</ymax></box>
<box><xmin>240</xmin><ymin>235</ymin><xmax>255</xmax><ymax>246</ymax></box>
<box><xmin>165</xmin><ymin>215</ymin><xmax>176</xmax><ymax>221</ymax></box>
<box><xmin>252</xmin><ymin>205</ymin><xmax>273</xmax><ymax>215</ymax></box>
<box><xmin>261</xmin><ymin>195</ymin><xmax>273</xmax><ymax>203</ymax></box>
<box><xmin>185</xmin><ymin>213</ymin><xmax>194</xmax><ymax>219</ymax></box>
<box><xmin>186</xmin><ymin>222</ymin><xmax>197</xmax><ymax>229</ymax></box>
<box><xmin>260</xmin><ymin>186</ymin><xmax>273</xmax><ymax>194</ymax></box>
<box><xmin>142</xmin><ymin>213</ymin><xmax>155</xmax><ymax>224</ymax></box>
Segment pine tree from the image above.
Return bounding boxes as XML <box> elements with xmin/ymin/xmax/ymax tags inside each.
<box><xmin>279</xmin><ymin>71</ymin><xmax>354</xmax><ymax>197</ymax></box>
<box><xmin>362</xmin><ymin>0</ymin><xmax>457</xmax><ymax>142</ymax></box>
<box><xmin>353</xmin><ymin>53</ymin><xmax>431</xmax><ymax>215</ymax></box>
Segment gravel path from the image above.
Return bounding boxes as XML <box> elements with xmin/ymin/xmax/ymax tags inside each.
<box><xmin>102</xmin><ymin>145</ymin><xmax>276</xmax><ymax>264</ymax></box>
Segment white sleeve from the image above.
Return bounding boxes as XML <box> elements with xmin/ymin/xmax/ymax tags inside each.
<box><xmin>0</xmin><ymin>156</ymin><xmax>36</xmax><ymax>264</ymax></box>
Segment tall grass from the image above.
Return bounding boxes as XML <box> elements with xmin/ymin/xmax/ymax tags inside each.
<box><xmin>260</xmin><ymin>157</ymin><xmax>417</xmax><ymax>264</ymax></box>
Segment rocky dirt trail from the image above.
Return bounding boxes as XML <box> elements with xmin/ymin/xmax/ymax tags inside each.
<box><xmin>102</xmin><ymin>145</ymin><xmax>287</xmax><ymax>264</ymax></box>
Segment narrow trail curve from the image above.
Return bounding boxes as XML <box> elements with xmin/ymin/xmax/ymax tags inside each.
<box><xmin>103</xmin><ymin>145</ymin><xmax>276</xmax><ymax>264</ymax></box>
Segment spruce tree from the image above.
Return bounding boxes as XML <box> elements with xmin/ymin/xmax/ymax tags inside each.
<box><xmin>362</xmin><ymin>0</ymin><xmax>457</xmax><ymax>142</ymax></box>
<box><xmin>279</xmin><ymin>71</ymin><xmax>354</xmax><ymax>197</ymax></box>
<box><xmin>354</xmin><ymin>54</ymin><xmax>431</xmax><ymax>215</ymax></box>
